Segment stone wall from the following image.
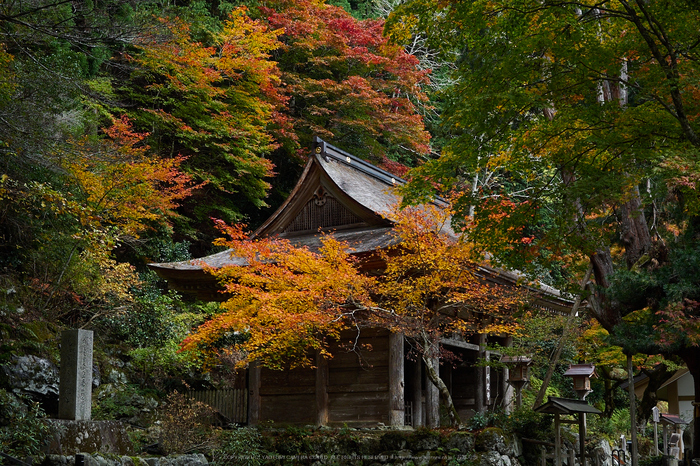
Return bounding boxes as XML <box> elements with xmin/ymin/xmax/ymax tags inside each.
<box><xmin>36</xmin><ymin>426</ymin><xmax>618</xmax><ymax>466</ymax></box>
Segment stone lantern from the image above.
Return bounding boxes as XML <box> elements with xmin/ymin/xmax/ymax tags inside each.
<box><xmin>564</xmin><ymin>363</ymin><xmax>596</xmax><ymax>400</ymax></box>
<box><xmin>502</xmin><ymin>355</ymin><xmax>532</xmax><ymax>407</ymax></box>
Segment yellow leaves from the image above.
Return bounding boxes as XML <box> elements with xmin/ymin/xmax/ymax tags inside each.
<box><xmin>57</xmin><ymin>115</ymin><xmax>200</xmax><ymax>238</ymax></box>
<box><xmin>217</xmin><ymin>8</ymin><xmax>282</xmax><ymax>86</ymax></box>
<box><xmin>184</xmin><ymin>202</ymin><xmax>525</xmax><ymax>369</ymax></box>
<box><xmin>71</xmin><ymin>250</ymin><xmax>139</xmax><ymax>304</ymax></box>
<box><xmin>0</xmin><ymin>44</ymin><xmax>16</xmax><ymax>101</ymax></box>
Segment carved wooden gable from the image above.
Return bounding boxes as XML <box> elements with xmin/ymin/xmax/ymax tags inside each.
<box><xmin>283</xmin><ymin>186</ymin><xmax>363</xmax><ymax>233</ymax></box>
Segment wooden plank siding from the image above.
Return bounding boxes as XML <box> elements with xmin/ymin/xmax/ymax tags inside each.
<box><xmin>249</xmin><ymin>328</ymin><xmax>396</xmax><ymax>427</ymax></box>
<box><xmin>326</xmin><ymin>328</ymin><xmax>393</xmax><ymax>427</ymax></box>
<box><xmin>187</xmin><ymin>388</ymin><xmax>248</xmax><ymax>425</ymax></box>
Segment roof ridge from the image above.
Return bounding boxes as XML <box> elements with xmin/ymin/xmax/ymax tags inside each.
<box><xmin>314</xmin><ymin>136</ymin><xmax>406</xmax><ymax>187</ymax></box>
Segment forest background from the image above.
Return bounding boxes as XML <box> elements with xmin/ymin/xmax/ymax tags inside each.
<box><xmin>2</xmin><ymin>0</ymin><xmax>700</xmax><ymax>460</ymax></box>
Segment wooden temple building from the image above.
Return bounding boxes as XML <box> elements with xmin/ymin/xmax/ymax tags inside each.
<box><xmin>149</xmin><ymin>137</ymin><xmax>572</xmax><ymax>427</ymax></box>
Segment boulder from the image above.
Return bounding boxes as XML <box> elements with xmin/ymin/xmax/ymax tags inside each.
<box><xmin>477</xmin><ymin>450</ymin><xmax>508</xmax><ymax>466</ymax></box>
<box><xmin>477</xmin><ymin>428</ymin><xmax>517</xmax><ymax>456</ymax></box>
<box><xmin>43</xmin><ymin>420</ymin><xmax>135</xmax><ymax>456</ymax></box>
<box><xmin>1</xmin><ymin>355</ymin><xmax>59</xmax><ymax>397</ymax></box>
<box><xmin>590</xmin><ymin>438</ymin><xmax>613</xmax><ymax>466</ymax></box>
<box><xmin>409</xmin><ymin>430</ymin><xmax>441</xmax><ymax>451</ymax></box>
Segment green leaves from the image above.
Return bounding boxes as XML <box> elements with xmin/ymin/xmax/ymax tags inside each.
<box><xmin>118</xmin><ymin>9</ymin><xmax>283</xmax><ymax>227</ymax></box>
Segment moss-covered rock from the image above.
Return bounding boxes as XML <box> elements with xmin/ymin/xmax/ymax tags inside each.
<box><xmin>407</xmin><ymin>429</ymin><xmax>441</xmax><ymax>452</ymax></box>
<box><xmin>379</xmin><ymin>430</ymin><xmax>409</xmax><ymax>451</ymax></box>
<box><xmin>444</xmin><ymin>431</ymin><xmax>475</xmax><ymax>454</ymax></box>
<box><xmin>476</xmin><ymin>427</ymin><xmax>521</xmax><ymax>456</ymax></box>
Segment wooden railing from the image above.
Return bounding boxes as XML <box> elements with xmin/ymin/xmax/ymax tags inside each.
<box><xmin>188</xmin><ymin>388</ymin><xmax>248</xmax><ymax>425</ymax></box>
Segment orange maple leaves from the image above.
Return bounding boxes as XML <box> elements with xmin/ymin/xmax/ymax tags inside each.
<box><xmin>58</xmin><ymin>115</ymin><xmax>202</xmax><ymax>239</ymax></box>
<box><xmin>181</xmin><ymin>205</ymin><xmax>525</xmax><ymax>369</ymax></box>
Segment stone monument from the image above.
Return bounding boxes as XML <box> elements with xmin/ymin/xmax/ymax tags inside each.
<box><xmin>58</xmin><ymin>329</ymin><xmax>93</xmax><ymax>420</ymax></box>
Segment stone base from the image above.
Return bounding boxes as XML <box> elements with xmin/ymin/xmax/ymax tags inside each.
<box><xmin>43</xmin><ymin>420</ymin><xmax>135</xmax><ymax>456</ymax></box>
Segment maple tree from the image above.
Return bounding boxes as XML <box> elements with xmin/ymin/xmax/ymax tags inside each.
<box><xmin>56</xmin><ymin>115</ymin><xmax>201</xmax><ymax>240</ymax></box>
<box><xmin>116</xmin><ymin>7</ymin><xmax>285</xmax><ymax>234</ymax></box>
<box><xmin>260</xmin><ymin>0</ymin><xmax>432</xmax><ymax>166</ymax></box>
<box><xmin>386</xmin><ymin>0</ymin><xmax>700</xmax><ymax>449</ymax></box>
<box><xmin>1</xmin><ymin>115</ymin><xmax>198</xmax><ymax>325</ymax></box>
<box><xmin>181</xmin><ymin>204</ymin><xmax>525</xmax><ymax>425</ymax></box>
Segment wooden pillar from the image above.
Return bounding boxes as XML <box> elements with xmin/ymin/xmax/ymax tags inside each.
<box><xmin>389</xmin><ymin>333</ymin><xmax>405</xmax><ymax>426</ymax></box>
<box><xmin>412</xmin><ymin>359</ymin><xmax>423</xmax><ymax>427</ymax></box>
<box><xmin>628</xmin><ymin>353</ymin><xmax>639</xmax><ymax>466</ymax></box>
<box><xmin>316</xmin><ymin>351</ymin><xmax>329</xmax><ymax>426</ymax></box>
<box><xmin>502</xmin><ymin>336</ymin><xmax>513</xmax><ymax>412</ymax></box>
<box><xmin>475</xmin><ymin>333</ymin><xmax>487</xmax><ymax>413</ymax></box>
<box><xmin>579</xmin><ymin>413</ymin><xmax>587</xmax><ymax>466</ymax></box>
<box><xmin>555</xmin><ymin>413</ymin><xmax>562</xmax><ymax>466</ymax></box>
<box><xmin>248</xmin><ymin>361</ymin><xmax>261</xmax><ymax>426</ymax></box>
<box><xmin>426</xmin><ymin>355</ymin><xmax>440</xmax><ymax>428</ymax></box>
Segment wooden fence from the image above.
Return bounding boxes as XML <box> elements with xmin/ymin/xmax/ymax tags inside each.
<box><xmin>188</xmin><ymin>388</ymin><xmax>248</xmax><ymax>425</ymax></box>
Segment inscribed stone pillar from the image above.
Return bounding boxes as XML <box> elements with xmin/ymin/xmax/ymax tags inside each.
<box><xmin>58</xmin><ymin>329</ymin><xmax>93</xmax><ymax>420</ymax></box>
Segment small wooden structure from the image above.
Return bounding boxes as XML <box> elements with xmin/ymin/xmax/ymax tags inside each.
<box><xmin>502</xmin><ymin>356</ymin><xmax>532</xmax><ymax>408</ymax></box>
<box><xmin>535</xmin><ymin>396</ymin><xmax>602</xmax><ymax>466</ymax></box>
<box><xmin>661</xmin><ymin>413</ymin><xmax>687</xmax><ymax>459</ymax></box>
<box><xmin>564</xmin><ymin>364</ymin><xmax>596</xmax><ymax>400</ymax></box>
<box><xmin>150</xmin><ymin>138</ymin><xmax>572</xmax><ymax>427</ymax></box>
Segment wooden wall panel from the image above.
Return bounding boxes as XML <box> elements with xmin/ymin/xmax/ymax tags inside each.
<box><xmin>260</xmin><ymin>393</ymin><xmax>316</xmax><ymax>424</ymax></box>
<box><xmin>328</xmin><ymin>349</ymin><xmax>389</xmax><ymax>369</ymax></box>
<box><xmin>260</xmin><ymin>367</ymin><xmax>315</xmax><ymax>396</ymax></box>
<box><xmin>328</xmin><ymin>366</ymin><xmax>389</xmax><ymax>390</ymax></box>
<box><xmin>327</xmin><ymin>391</ymin><xmax>390</xmax><ymax>425</ymax></box>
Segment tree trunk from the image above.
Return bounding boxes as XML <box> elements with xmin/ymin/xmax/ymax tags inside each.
<box><xmin>638</xmin><ymin>365</ymin><xmax>675</xmax><ymax>424</ymax></box>
<box><xmin>618</xmin><ymin>187</ymin><xmax>652</xmax><ymax>269</ymax></box>
<box><xmin>628</xmin><ymin>353</ymin><xmax>639</xmax><ymax>466</ymax></box>
<box><xmin>421</xmin><ymin>337</ymin><xmax>461</xmax><ymax>426</ymax></box>
<box><xmin>534</xmin><ymin>265</ymin><xmax>592</xmax><ymax>408</ymax></box>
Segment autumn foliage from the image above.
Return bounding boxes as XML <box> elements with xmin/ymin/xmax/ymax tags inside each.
<box><xmin>262</xmin><ymin>0</ymin><xmax>432</xmax><ymax>163</ymax></box>
<box><xmin>181</xmin><ymin>205</ymin><xmax>525</xmax><ymax>372</ymax></box>
<box><xmin>58</xmin><ymin>115</ymin><xmax>201</xmax><ymax>239</ymax></box>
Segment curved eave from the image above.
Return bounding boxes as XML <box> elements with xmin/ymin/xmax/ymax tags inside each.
<box><xmin>148</xmin><ymin>226</ymin><xmax>400</xmax><ymax>302</ymax></box>
<box><xmin>475</xmin><ymin>264</ymin><xmax>574</xmax><ymax>314</ymax></box>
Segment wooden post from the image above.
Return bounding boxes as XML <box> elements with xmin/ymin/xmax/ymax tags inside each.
<box><xmin>628</xmin><ymin>353</ymin><xmax>638</xmax><ymax>466</ymax></box>
<box><xmin>475</xmin><ymin>333</ymin><xmax>487</xmax><ymax>413</ymax></box>
<box><xmin>579</xmin><ymin>412</ymin><xmax>587</xmax><ymax>466</ymax></box>
<box><xmin>412</xmin><ymin>359</ymin><xmax>423</xmax><ymax>427</ymax></box>
<box><xmin>555</xmin><ymin>413</ymin><xmax>562</xmax><ymax>466</ymax></box>
<box><xmin>316</xmin><ymin>351</ymin><xmax>329</xmax><ymax>426</ymax></box>
<box><xmin>248</xmin><ymin>361</ymin><xmax>261</xmax><ymax>426</ymax></box>
<box><xmin>426</xmin><ymin>355</ymin><xmax>440</xmax><ymax>428</ymax></box>
<box><xmin>389</xmin><ymin>332</ymin><xmax>405</xmax><ymax>427</ymax></box>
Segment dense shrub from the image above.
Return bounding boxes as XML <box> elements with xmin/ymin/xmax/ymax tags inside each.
<box><xmin>158</xmin><ymin>391</ymin><xmax>220</xmax><ymax>455</ymax></box>
<box><xmin>0</xmin><ymin>389</ymin><xmax>50</xmax><ymax>459</ymax></box>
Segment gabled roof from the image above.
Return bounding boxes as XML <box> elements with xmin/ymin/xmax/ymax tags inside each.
<box><xmin>148</xmin><ymin>137</ymin><xmax>446</xmax><ymax>299</ymax></box>
<box><xmin>148</xmin><ymin>138</ymin><xmax>574</xmax><ymax>310</ymax></box>
<box><xmin>534</xmin><ymin>396</ymin><xmax>602</xmax><ymax>415</ymax></box>
<box><xmin>564</xmin><ymin>364</ymin><xmax>597</xmax><ymax>378</ymax></box>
